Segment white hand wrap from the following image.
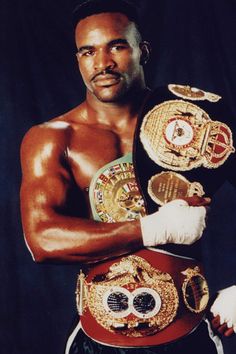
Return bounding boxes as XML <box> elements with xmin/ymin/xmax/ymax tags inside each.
<box><xmin>210</xmin><ymin>285</ymin><xmax>236</xmax><ymax>332</ymax></box>
<box><xmin>140</xmin><ymin>199</ymin><xmax>206</xmax><ymax>247</ymax></box>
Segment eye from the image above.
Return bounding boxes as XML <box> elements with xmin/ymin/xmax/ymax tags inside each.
<box><xmin>83</xmin><ymin>50</ymin><xmax>95</xmax><ymax>57</ymax></box>
<box><xmin>77</xmin><ymin>49</ymin><xmax>95</xmax><ymax>58</ymax></box>
<box><xmin>110</xmin><ymin>45</ymin><xmax>128</xmax><ymax>53</ymax></box>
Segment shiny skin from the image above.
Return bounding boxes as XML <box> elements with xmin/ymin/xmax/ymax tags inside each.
<box><xmin>75</xmin><ymin>13</ymin><xmax>147</xmax><ymax>103</ymax></box>
<box><xmin>20</xmin><ymin>12</ymin><xmax>233</xmax><ymax>338</ymax></box>
<box><xmin>20</xmin><ymin>13</ymin><xmax>149</xmax><ymax>264</ymax></box>
<box><xmin>19</xmin><ymin>12</ymin><xmax>208</xmax><ymax>266</ymax></box>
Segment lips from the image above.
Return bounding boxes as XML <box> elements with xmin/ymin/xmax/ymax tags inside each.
<box><xmin>92</xmin><ymin>74</ymin><xmax>121</xmax><ymax>87</ymax></box>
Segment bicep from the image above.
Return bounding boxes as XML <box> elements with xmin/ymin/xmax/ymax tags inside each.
<box><xmin>20</xmin><ymin>127</ymin><xmax>73</xmax><ymax>234</ymax></box>
<box><xmin>20</xmin><ymin>174</ymin><xmax>70</xmax><ymax>220</ymax></box>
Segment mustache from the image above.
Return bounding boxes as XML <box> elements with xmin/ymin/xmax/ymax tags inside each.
<box><xmin>91</xmin><ymin>69</ymin><xmax>122</xmax><ymax>82</ymax></box>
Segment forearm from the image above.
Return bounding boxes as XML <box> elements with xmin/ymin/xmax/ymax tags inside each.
<box><xmin>24</xmin><ymin>214</ymin><xmax>143</xmax><ymax>263</ymax></box>
<box><xmin>23</xmin><ymin>197</ymin><xmax>208</xmax><ymax>263</ymax></box>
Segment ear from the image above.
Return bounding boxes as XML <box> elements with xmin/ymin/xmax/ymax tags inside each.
<box><xmin>76</xmin><ymin>52</ymin><xmax>80</xmax><ymax>63</ymax></box>
<box><xmin>139</xmin><ymin>41</ymin><xmax>151</xmax><ymax>65</ymax></box>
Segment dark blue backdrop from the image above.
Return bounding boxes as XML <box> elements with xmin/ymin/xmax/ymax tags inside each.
<box><xmin>1</xmin><ymin>0</ymin><xmax>236</xmax><ymax>353</ymax></box>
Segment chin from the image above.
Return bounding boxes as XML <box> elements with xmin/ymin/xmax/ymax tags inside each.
<box><xmin>94</xmin><ymin>87</ymin><xmax>128</xmax><ymax>103</ymax></box>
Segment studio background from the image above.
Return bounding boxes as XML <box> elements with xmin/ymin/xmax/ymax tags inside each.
<box><xmin>1</xmin><ymin>0</ymin><xmax>236</xmax><ymax>353</ymax></box>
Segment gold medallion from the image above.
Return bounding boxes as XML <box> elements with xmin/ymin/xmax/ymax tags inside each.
<box><xmin>181</xmin><ymin>267</ymin><xmax>209</xmax><ymax>313</ymax></box>
<box><xmin>148</xmin><ymin>172</ymin><xmax>205</xmax><ymax>206</ymax></box>
<box><xmin>168</xmin><ymin>84</ymin><xmax>221</xmax><ymax>102</ymax></box>
<box><xmin>140</xmin><ymin>100</ymin><xmax>235</xmax><ymax>171</ymax></box>
<box><xmin>90</xmin><ymin>155</ymin><xmax>146</xmax><ymax>222</ymax></box>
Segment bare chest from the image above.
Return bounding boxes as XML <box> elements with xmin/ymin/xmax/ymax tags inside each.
<box><xmin>67</xmin><ymin>125</ymin><xmax>134</xmax><ymax>190</ymax></box>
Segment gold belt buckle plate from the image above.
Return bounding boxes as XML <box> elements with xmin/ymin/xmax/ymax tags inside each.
<box><xmin>148</xmin><ymin>171</ymin><xmax>205</xmax><ymax>205</ymax></box>
<box><xmin>89</xmin><ymin>154</ymin><xmax>146</xmax><ymax>223</ymax></box>
<box><xmin>77</xmin><ymin>255</ymin><xmax>179</xmax><ymax>337</ymax></box>
<box><xmin>140</xmin><ymin>100</ymin><xmax>235</xmax><ymax>171</ymax></box>
<box><xmin>76</xmin><ymin>249</ymin><xmax>210</xmax><ymax>347</ymax></box>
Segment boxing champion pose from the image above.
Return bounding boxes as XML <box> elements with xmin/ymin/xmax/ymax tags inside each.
<box><xmin>20</xmin><ymin>1</ymin><xmax>236</xmax><ymax>353</ymax></box>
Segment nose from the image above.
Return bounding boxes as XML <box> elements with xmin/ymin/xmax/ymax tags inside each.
<box><xmin>94</xmin><ymin>48</ymin><xmax>115</xmax><ymax>71</ymax></box>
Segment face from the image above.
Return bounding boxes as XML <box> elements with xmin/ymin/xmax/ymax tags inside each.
<box><xmin>75</xmin><ymin>12</ymin><xmax>147</xmax><ymax>103</ymax></box>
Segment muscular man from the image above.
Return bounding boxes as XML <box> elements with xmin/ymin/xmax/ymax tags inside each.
<box><xmin>20</xmin><ymin>1</ymin><xmax>236</xmax><ymax>353</ymax></box>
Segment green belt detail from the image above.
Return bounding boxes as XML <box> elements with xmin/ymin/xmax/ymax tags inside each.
<box><xmin>89</xmin><ymin>153</ymin><xmax>133</xmax><ymax>222</ymax></box>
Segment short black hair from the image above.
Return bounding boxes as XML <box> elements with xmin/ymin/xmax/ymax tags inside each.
<box><xmin>72</xmin><ymin>0</ymin><xmax>142</xmax><ymax>36</ymax></box>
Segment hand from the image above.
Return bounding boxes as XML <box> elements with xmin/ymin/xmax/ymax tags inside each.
<box><xmin>210</xmin><ymin>285</ymin><xmax>236</xmax><ymax>337</ymax></box>
<box><xmin>140</xmin><ymin>199</ymin><xmax>207</xmax><ymax>247</ymax></box>
<box><xmin>182</xmin><ymin>195</ymin><xmax>211</xmax><ymax>207</ymax></box>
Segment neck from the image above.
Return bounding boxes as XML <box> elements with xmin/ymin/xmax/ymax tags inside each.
<box><xmin>85</xmin><ymin>85</ymin><xmax>150</xmax><ymax>128</ymax></box>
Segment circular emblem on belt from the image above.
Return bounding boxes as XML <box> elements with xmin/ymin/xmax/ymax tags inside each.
<box><xmin>140</xmin><ymin>100</ymin><xmax>235</xmax><ymax>171</ymax></box>
<box><xmin>83</xmin><ymin>255</ymin><xmax>179</xmax><ymax>337</ymax></box>
<box><xmin>102</xmin><ymin>286</ymin><xmax>162</xmax><ymax>320</ymax></box>
<box><xmin>90</xmin><ymin>155</ymin><xmax>146</xmax><ymax>222</ymax></box>
<box><xmin>164</xmin><ymin>117</ymin><xmax>194</xmax><ymax>147</ymax></box>
<box><xmin>168</xmin><ymin>84</ymin><xmax>221</xmax><ymax>102</ymax></box>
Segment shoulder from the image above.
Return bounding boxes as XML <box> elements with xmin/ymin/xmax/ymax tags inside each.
<box><xmin>20</xmin><ymin>122</ymin><xmax>71</xmax><ymax>183</ymax></box>
<box><xmin>21</xmin><ymin>102</ymin><xmax>88</xmax><ymax>157</ymax></box>
<box><xmin>20</xmin><ymin>120</ymin><xmax>71</xmax><ymax>165</ymax></box>
<box><xmin>22</xmin><ymin>120</ymin><xmax>71</xmax><ymax>146</ymax></box>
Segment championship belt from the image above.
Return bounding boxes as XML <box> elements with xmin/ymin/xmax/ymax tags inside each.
<box><xmin>76</xmin><ymin>249</ymin><xmax>209</xmax><ymax>347</ymax></box>
<box><xmin>89</xmin><ymin>153</ymin><xmax>146</xmax><ymax>222</ymax></box>
<box><xmin>140</xmin><ymin>99</ymin><xmax>234</xmax><ymax>172</ymax></box>
<box><xmin>134</xmin><ymin>85</ymin><xmax>235</xmax><ymax>220</ymax></box>
<box><xmin>76</xmin><ymin>146</ymin><xmax>212</xmax><ymax>347</ymax></box>
<box><xmin>75</xmin><ymin>85</ymin><xmax>235</xmax><ymax>348</ymax></box>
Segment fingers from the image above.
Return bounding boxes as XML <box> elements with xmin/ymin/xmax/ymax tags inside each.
<box><xmin>217</xmin><ymin>323</ymin><xmax>228</xmax><ymax>335</ymax></box>
<box><xmin>181</xmin><ymin>195</ymin><xmax>211</xmax><ymax>207</ymax></box>
<box><xmin>211</xmin><ymin>315</ymin><xmax>220</xmax><ymax>329</ymax></box>
<box><xmin>224</xmin><ymin>327</ymin><xmax>235</xmax><ymax>337</ymax></box>
<box><xmin>211</xmin><ymin>315</ymin><xmax>235</xmax><ymax>337</ymax></box>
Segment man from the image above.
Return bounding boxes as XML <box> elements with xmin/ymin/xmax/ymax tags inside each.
<box><xmin>20</xmin><ymin>0</ymin><xmax>236</xmax><ymax>353</ymax></box>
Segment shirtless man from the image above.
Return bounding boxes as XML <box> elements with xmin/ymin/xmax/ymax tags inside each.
<box><xmin>20</xmin><ymin>1</ymin><xmax>236</xmax><ymax>353</ymax></box>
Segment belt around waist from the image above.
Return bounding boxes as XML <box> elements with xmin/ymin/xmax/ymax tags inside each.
<box><xmin>76</xmin><ymin>248</ymin><xmax>209</xmax><ymax>348</ymax></box>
